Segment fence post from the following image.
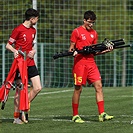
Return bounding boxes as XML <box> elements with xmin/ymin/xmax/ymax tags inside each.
<box><xmin>2</xmin><ymin>43</ymin><xmax>5</xmax><ymax>82</ymax></box>
<box><xmin>40</xmin><ymin>43</ymin><xmax>44</xmax><ymax>87</ymax></box>
<box><xmin>32</xmin><ymin>0</ymin><xmax>38</xmax><ymax>66</ymax></box>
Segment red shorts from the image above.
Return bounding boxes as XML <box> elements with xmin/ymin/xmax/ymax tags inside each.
<box><xmin>73</xmin><ymin>60</ymin><xmax>101</xmax><ymax>85</ymax></box>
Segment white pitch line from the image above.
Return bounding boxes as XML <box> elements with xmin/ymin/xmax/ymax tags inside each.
<box><xmin>131</xmin><ymin>120</ymin><xmax>133</xmax><ymax>124</ymax></box>
<box><xmin>52</xmin><ymin>119</ymin><xmax>131</xmax><ymax>123</ymax></box>
<box><xmin>1</xmin><ymin>117</ymin><xmax>130</xmax><ymax>124</ymax></box>
<box><xmin>38</xmin><ymin>89</ymin><xmax>73</xmax><ymax>95</ymax></box>
<box><xmin>1</xmin><ymin>115</ymin><xmax>132</xmax><ymax>124</ymax></box>
<box><xmin>8</xmin><ymin>89</ymin><xmax>73</xmax><ymax>99</ymax></box>
<box><xmin>8</xmin><ymin>89</ymin><xmax>133</xmax><ymax>99</ymax></box>
<box><xmin>29</xmin><ymin>115</ymin><xmax>133</xmax><ymax>124</ymax></box>
<box><xmin>5</xmin><ymin>114</ymin><xmax>133</xmax><ymax>118</ymax></box>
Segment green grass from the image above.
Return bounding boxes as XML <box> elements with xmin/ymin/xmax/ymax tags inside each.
<box><xmin>0</xmin><ymin>87</ymin><xmax>133</xmax><ymax>133</ymax></box>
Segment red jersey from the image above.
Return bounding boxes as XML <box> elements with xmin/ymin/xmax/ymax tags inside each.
<box><xmin>8</xmin><ymin>24</ymin><xmax>36</xmax><ymax>66</ymax></box>
<box><xmin>70</xmin><ymin>26</ymin><xmax>98</xmax><ymax>63</ymax></box>
<box><xmin>71</xmin><ymin>26</ymin><xmax>101</xmax><ymax>85</ymax></box>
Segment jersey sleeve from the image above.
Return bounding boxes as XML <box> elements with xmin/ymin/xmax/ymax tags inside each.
<box><xmin>8</xmin><ymin>27</ymin><xmax>19</xmax><ymax>45</ymax></box>
<box><xmin>70</xmin><ymin>29</ymin><xmax>79</xmax><ymax>43</ymax></box>
<box><xmin>92</xmin><ymin>30</ymin><xmax>98</xmax><ymax>44</ymax></box>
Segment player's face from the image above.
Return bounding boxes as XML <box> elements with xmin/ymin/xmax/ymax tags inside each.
<box><xmin>84</xmin><ymin>19</ymin><xmax>95</xmax><ymax>30</ymax></box>
<box><xmin>30</xmin><ymin>17</ymin><xmax>39</xmax><ymax>25</ymax></box>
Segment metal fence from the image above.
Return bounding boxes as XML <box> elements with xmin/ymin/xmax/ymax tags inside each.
<box><xmin>0</xmin><ymin>0</ymin><xmax>133</xmax><ymax>88</ymax></box>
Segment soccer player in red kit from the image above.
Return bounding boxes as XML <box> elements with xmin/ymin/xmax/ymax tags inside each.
<box><xmin>69</xmin><ymin>10</ymin><xmax>114</xmax><ymax>123</ymax></box>
<box><xmin>6</xmin><ymin>8</ymin><xmax>42</xmax><ymax>124</ymax></box>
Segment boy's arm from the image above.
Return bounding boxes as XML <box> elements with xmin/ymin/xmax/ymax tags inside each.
<box><xmin>6</xmin><ymin>43</ymin><xmax>18</xmax><ymax>58</ymax></box>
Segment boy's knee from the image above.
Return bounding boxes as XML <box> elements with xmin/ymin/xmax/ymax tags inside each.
<box><xmin>34</xmin><ymin>87</ymin><xmax>42</xmax><ymax>94</ymax></box>
<box><xmin>75</xmin><ymin>85</ymin><xmax>81</xmax><ymax>90</ymax></box>
<box><xmin>38</xmin><ymin>87</ymin><xmax>42</xmax><ymax>92</ymax></box>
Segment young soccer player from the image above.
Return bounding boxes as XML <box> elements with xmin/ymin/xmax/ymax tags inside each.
<box><xmin>6</xmin><ymin>8</ymin><xmax>42</xmax><ymax>124</ymax></box>
<box><xmin>69</xmin><ymin>10</ymin><xmax>114</xmax><ymax>123</ymax></box>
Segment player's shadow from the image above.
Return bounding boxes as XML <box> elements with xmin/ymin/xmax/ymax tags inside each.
<box><xmin>0</xmin><ymin>118</ymin><xmax>13</xmax><ymax>123</ymax></box>
<box><xmin>53</xmin><ymin>116</ymin><xmax>72</xmax><ymax>121</ymax></box>
<box><xmin>53</xmin><ymin>115</ymin><xmax>98</xmax><ymax>122</ymax></box>
<box><xmin>83</xmin><ymin>115</ymin><xmax>98</xmax><ymax>122</ymax></box>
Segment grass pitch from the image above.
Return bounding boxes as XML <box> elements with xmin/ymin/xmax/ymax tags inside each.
<box><xmin>0</xmin><ymin>87</ymin><xmax>133</xmax><ymax>133</ymax></box>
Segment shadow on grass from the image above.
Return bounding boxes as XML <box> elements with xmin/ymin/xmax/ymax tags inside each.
<box><xmin>0</xmin><ymin>118</ymin><xmax>13</xmax><ymax>123</ymax></box>
<box><xmin>52</xmin><ymin>115</ymin><xmax>98</xmax><ymax>122</ymax></box>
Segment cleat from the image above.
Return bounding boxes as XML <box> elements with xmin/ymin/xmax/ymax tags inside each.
<box><xmin>20</xmin><ymin>112</ymin><xmax>28</xmax><ymax>123</ymax></box>
<box><xmin>72</xmin><ymin>115</ymin><xmax>85</xmax><ymax>123</ymax></box>
<box><xmin>13</xmin><ymin>118</ymin><xmax>23</xmax><ymax>124</ymax></box>
<box><xmin>21</xmin><ymin>112</ymin><xmax>28</xmax><ymax>123</ymax></box>
<box><xmin>99</xmin><ymin>112</ymin><xmax>114</xmax><ymax>122</ymax></box>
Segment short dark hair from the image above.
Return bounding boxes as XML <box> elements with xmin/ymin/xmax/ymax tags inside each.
<box><xmin>25</xmin><ymin>8</ymin><xmax>39</xmax><ymax>20</ymax></box>
<box><xmin>84</xmin><ymin>10</ymin><xmax>96</xmax><ymax>21</ymax></box>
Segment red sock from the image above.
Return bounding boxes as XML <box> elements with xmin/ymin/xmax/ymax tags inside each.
<box><xmin>72</xmin><ymin>103</ymin><xmax>79</xmax><ymax>116</ymax></box>
<box><xmin>14</xmin><ymin>112</ymin><xmax>20</xmax><ymax>118</ymax></box>
<box><xmin>97</xmin><ymin>101</ymin><xmax>104</xmax><ymax>114</ymax></box>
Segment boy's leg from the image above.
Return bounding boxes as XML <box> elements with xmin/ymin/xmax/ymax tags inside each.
<box><xmin>13</xmin><ymin>87</ymin><xmax>24</xmax><ymax>124</ymax></box>
<box><xmin>14</xmin><ymin>89</ymin><xmax>20</xmax><ymax>117</ymax></box>
<box><xmin>72</xmin><ymin>85</ymin><xmax>82</xmax><ymax>116</ymax></box>
<box><xmin>93</xmin><ymin>80</ymin><xmax>114</xmax><ymax>121</ymax></box>
<box><xmin>28</xmin><ymin>75</ymin><xmax>42</xmax><ymax>102</ymax></box>
<box><xmin>72</xmin><ymin>85</ymin><xmax>84</xmax><ymax>123</ymax></box>
<box><xmin>14</xmin><ymin>78</ymin><xmax>21</xmax><ymax>119</ymax></box>
<box><xmin>13</xmin><ymin>79</ymin><xmax>28</xmax><ymax>124</ymax></box>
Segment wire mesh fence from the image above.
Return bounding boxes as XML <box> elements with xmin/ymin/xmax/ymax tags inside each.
<box><xmin>0</xmin><ymin>0</ymin><xmax>133</xmax><ymax>88</ymax></box>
